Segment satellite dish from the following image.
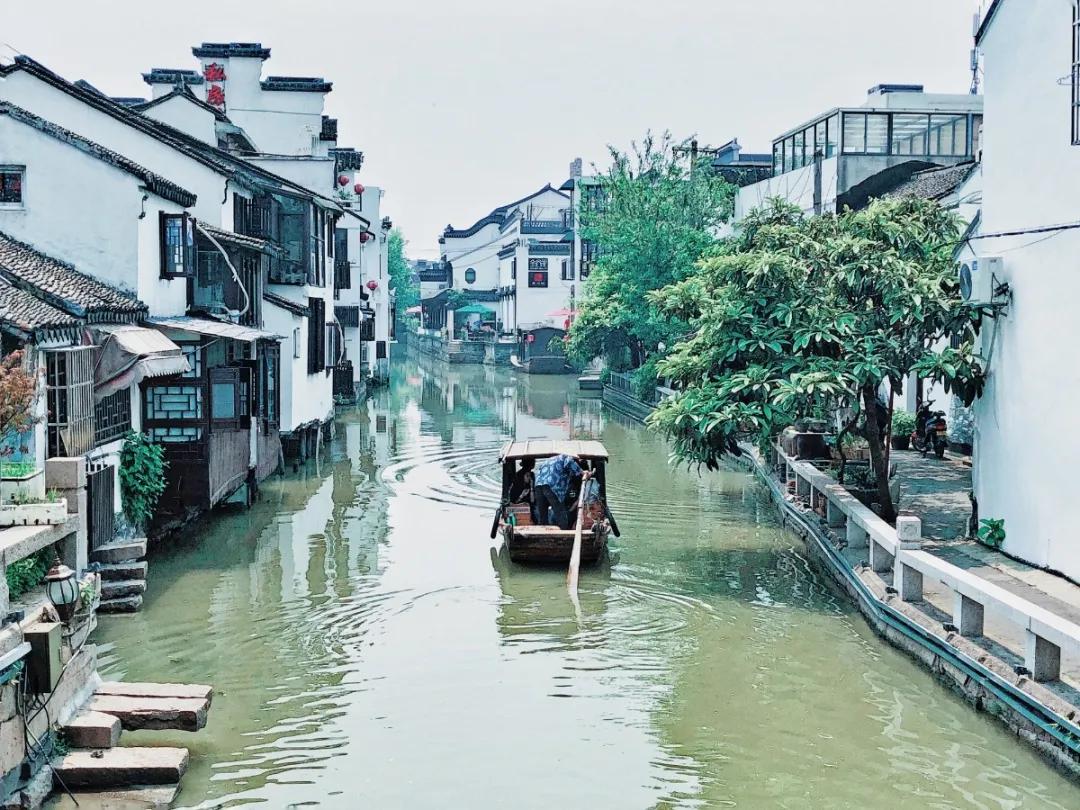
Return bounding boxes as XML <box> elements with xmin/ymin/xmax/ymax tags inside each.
<box><xmin>959</xmin><ymin>263</ymin><xmax>973</xmax><ymax>301</ymax></box>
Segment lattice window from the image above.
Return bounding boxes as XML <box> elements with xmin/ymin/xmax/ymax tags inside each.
<box><xmin>94</xmin><ymin>389</ymin><xmax>132</xmax><ymax>446</ymax></box>
<box><xmin>148</xmin><ymin>426</ymin><xmax>203</xmax><ymax>443</ymax></box>
<box><xmin>46</xmin><ymin>347</ymin><xmax>95</xmax><ymax>458</ymax></box>
<box><xmin>145</xmin><ymin>385</ymin><xmax>202</xmax><ymax>421</ymax></box>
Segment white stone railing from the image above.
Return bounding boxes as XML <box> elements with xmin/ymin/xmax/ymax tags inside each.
<box><xmin>774</xmin><ymin>444</ymin><xmax>1080</xmax><ymax>683</ymax></box>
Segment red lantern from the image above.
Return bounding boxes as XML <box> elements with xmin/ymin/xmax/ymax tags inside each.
<box><xmin>359</xmin><ymin>232</ymin><xmax>371</xmax><ymax>244</ymax></box>
<box><xmin>366</xmin><ymin>280</ymin><xmax>379</xmax><ymax>291</ymax></box>
<box><xmin>337</xmin><ymin>175</ymin><xmax>349</xmax><ymax>187</ymax></box>
<box><xmin>354</xmin><ymin>182</ymin><xmax>365</xmax><ymax>195</ymax></box>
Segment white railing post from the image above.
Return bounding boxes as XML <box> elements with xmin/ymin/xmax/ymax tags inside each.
<box><xmin>1025</xmin><ymin>631</ymin><xmax>1061</xmax><ymax>682</ymax></box>
<box><xmin>895</xmin><ymin>558</ymin><xmax>923</xmax><ymax>601</ymax></box>
<box><xmin>847</xmin><ymin>520</ymin><xmax>868</xmax><ymax>549</ymax></box>
<box><xmin>869</xmin><ymin>537</ymin><xmax>893</xmax><ymax>573</ymax></box>
<box><xmin>953</xmin><ymin>593</ymin><xmax>984</xmax><ymax>637</ymax></box>
<box><xmin>826</xmin><ymin>498</ymin><xmax>846</xmax><ymax>528</ymax></box>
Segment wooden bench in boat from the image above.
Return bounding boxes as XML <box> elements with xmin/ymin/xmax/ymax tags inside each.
<box><xmin>504</xmin><ymin>503</ymin><xmax>606</xmax><ymax>564</ymax></box>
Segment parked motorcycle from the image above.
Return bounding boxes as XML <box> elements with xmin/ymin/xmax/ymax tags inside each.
<box><xmin>911</xmin><ymin>400</ymin><xmax>948</xmax><ymax>458</ymax></box>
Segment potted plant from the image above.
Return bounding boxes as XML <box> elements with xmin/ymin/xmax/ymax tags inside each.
<box><xmin>890</xmin><ymin>410</ymin><xmax>916</xmax><ymax>451</ymax></box>
<box><xmin>0</xmin><ymin>488</ymin><xmax>67</xmax><ymax>527</ymax></box>
<box><xmin>0</xmin><ymin>350</ymin><xmax>63</xmax><ymax>526</ymax></box>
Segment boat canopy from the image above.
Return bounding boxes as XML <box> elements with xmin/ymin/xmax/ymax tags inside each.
<box><xmin>500</xmin><ymin>439</ymin><xmax>609</xmax><ymax>463</ymax></box>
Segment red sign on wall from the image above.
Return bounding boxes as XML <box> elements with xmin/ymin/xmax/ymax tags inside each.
<box><xmin>203</xmin><ymin>63</ymin><xmax>226</xmax><ymax>82</ymax></box>
<box><xmin>206</xmin><ymin>84</ymin><xmax>226</xmax><ymax>108</ymax></box>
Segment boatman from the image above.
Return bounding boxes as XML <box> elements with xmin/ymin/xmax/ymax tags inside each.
<box><xmin>533</xmin><ymin>453</ymin><xmax>582</xmax><ymax>529</ymax></box>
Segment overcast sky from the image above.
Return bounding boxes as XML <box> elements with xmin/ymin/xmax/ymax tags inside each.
<box><xmin>3</xmin><ymin>1</ymin><xmax>982</xmax><ymax>257</ymax></box>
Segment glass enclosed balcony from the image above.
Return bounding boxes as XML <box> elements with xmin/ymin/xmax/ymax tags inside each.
<box><xmin>772</xmin><ymin>109</ymin><xmax>982</xmax><ymax>176</ymax></box>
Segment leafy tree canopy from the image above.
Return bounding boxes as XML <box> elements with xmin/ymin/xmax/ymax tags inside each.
<box><xmin>387</xmin><ymin>228</ymin><xmax>419</xmax><ymax>311</ymax></box>
<box><xmin>567</xmin><ymin>132</ymin><xmax>735</xmax><ymax>370</ymax></box>
<box><xmin>648</xmin><ymin>196</ymin><xmax>986</xmax><ymax>521</ymax></box>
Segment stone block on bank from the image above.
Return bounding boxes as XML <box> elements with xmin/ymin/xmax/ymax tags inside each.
<box><xmin>91</xmin><ymin>539</ymin><xmax>147</xmax><ymax>565</ymax></box>
<box><xmin>62</xmin><ymin>710</ymin><xmax>121</xmax><ymax>749</ymax></box>
<box><xmin>89</xmin><ymin>695</ymin><xmax>209</xmax><ymax>732</ymax></box>
<box><xmin>51</xmin><ymin>747</ymin><xmax>189</xmax><ymax>788</ymax></box>
<box><xmin>44</xmin><ymin>457</ymin><xmax>86</xmax><ymax>491</ymax></box>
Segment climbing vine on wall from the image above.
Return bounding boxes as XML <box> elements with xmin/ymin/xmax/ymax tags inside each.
<box><xmin>119</xmin><ymin>431</ymin><xmax>167</xmax><ymax>532</ymax></box>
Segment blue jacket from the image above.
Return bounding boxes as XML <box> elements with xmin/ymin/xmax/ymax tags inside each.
<box><xmin>534</xmin><ymin>454</ymin><xmax>582</xmax><ymax>502</ymax></box>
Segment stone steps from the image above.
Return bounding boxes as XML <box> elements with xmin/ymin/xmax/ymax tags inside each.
<box><xmin>61</xmin><ymin>710</ymin><xmax>122</xmax><ymax>750</ymax></box>
<box><xmin>98</xmin><ymin>595</ymin><xmax>144</xmax><ymax>614</ymax></box>
<box><xmin>97</xmin><ymin>561</ymin><xmax>148</xmax><ymax>582</ymax></box>
<box><xmin>101</xmin><ymin>579</ymin><xmax>147</xmax><ymax>600</ymax></box>
<box><xmin>97</xmin><ymin>682</ymin><xmax>213</xmax><ymax>701</ymax></box>
<box><xmin>89</xmin><ymin>683</ymin><xmax>213</xmax><ymax>732</ymax></box>
<box><xmin>90</xmin><ymin>538</ymin><xmax>147</xmax><ymax>565</ymax></box>
<box><xmin>51</xmin><ymin>747</ymin><xmax>188</xmax><ymax>789</ymax></box>
<box><xmin>47</xmin><ymin>784</ymin><xmax>180</xmax><ymax>809</ymax></box>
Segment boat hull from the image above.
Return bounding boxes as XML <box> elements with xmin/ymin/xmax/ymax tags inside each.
<box><xmin>502</xmin><ymin>524</ymin><xmax>609</xmax><ymax>565</ymax></box>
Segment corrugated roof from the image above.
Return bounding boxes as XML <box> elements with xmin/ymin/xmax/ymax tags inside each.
<box><xmin>147</xmin><ymin>316</ymin><xmax>282</xmax><ymax>342</ymax></box>
<box><xmin>264</xmin><ymin>291</ymin><xmax>311</xmax><ymax>318</ymax></box>
<box><xmin>0</xmin><ymin>232</ymin><xmax>145</xmax><ymax>321</ymax></box>
<box><xmin>197</xmin><ymin>222</ymin><xmax>283</xmax><ymax>256</ymax></box>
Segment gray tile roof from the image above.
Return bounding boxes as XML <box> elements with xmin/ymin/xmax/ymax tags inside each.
<box><xmin>0</xmin><ymin>232</ymin><xmax>146</xmax><ymax>321</ymax></box>
<box><xmin>882</xmin><ymin>162</ymin><xmax>978</xmax><ymax>203</ymax></box>
<box><xmin>0</xmin><ymin>276</ymin><xmax>78</xmax><ymax>336</ymax></box>
<box><xmin>261</xmin><ymin>76</ymin><xmax>332</xmax><ymax>92</ymax></box>
<box><xmin>0</xmin><ymin>102</ymin><xmax>197</xmax><ymax>207</ymax></box>
<box><xmin>143</xmin><ymin>68</ymin><xmax>205</xmax><ymax>86</ymax></box>
<box><xmin>191</xmin><ymin>42</ymin><xmax>271</xmax><ymax>60</ymax></box>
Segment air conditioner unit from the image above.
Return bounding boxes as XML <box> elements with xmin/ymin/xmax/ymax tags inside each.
<box><xmin>959</xmin><ymin>256</ymin><xmax>1001</xmax><ymax>303</ymax></box>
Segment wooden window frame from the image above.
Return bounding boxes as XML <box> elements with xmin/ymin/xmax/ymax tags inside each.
<box><xmin>160</xmin><ymin>212</ymin><xmax>195</xmax><ymax>278</ymax></box>
<box><xmin>0</xmin><ymin>165</ymin><xmax>25</xmax><ymax>207</ymax></box>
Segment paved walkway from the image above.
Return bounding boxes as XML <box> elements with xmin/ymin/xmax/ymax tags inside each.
<box><xmin>891</xmin><ymin>449</ymin><xmax>1080</xmax><ymax>627</ymax></box>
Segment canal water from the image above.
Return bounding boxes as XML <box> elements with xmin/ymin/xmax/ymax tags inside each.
<box><xmin>89</xmin><ymin>360</ymin><xmax>1077</xmax><ymax>809</ymax></box>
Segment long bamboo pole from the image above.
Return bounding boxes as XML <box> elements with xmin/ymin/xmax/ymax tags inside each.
<box><xmin>567</xmin><ymin>470</ymin><xmax>592</xmax><ymax>594</ymax></box>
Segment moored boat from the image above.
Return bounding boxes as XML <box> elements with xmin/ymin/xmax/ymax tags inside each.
<box><xmin>490</xmin><ymin>439</ymin><xmax>619</xmax><ymax>564</ymax></box>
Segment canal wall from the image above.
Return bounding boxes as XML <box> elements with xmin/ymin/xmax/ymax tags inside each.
<box><xmin>743</xmin><ymin>447</ymin><xmax>1080</xmax><ymax>780</ymax></box>
<box><xmin>593</xmin><ymin>381</ymin><xmax>1080</xmax><ymax>779</ymax></box>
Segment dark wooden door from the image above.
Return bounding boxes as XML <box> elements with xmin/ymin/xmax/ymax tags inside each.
<box><xmin>86</xmin><ymin>463</ymin><xmax>115</xmax><ymax>550</ymax></box>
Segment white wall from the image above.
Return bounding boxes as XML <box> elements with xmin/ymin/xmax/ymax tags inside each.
<box><xmin>0</xmin><ymin>70</ymin><xmax>232</xmax><ymax>224</ymax></box>
<box><xmin>0</xmin><ymin>115</ymin><xmax>189</xmax><ymax>315</ymax></box>
<box><xmin>191</xmin><ymin>54</ymin><xmax>326</xmax><ymax>156</ymax></box>
<box><xmin>974</xmin><ymin>0</ymin><xmax>1080</xmax><ymax>579</ymax></box>
<box><xmin>140</xmin><ymin>95</ymin><xmax>217</xmax><ymax>145</ymax></box>
<box><xmin>734</xmin><ymin>157</ymin><xmax>839</xmax><ymax>222</ymax></box>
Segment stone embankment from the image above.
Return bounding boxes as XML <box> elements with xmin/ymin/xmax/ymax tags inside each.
<box><xmin>754</xmin><ymin>443</ymin><xmax>1080</xmax><ymax>778</ymax></box>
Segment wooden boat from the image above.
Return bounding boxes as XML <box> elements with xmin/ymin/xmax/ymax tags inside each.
<box><xmin>490</xmin><ymin>439</ymin><xmax>619</xmax><ymax>564</ymax></box>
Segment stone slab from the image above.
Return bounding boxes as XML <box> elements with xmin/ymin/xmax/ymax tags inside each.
<box><xmin>97</xmin><ymin>562</ymin><xmax>147</xmax><ymax>582</ymax></box>
<box><xmin>97</xmin><ymin>682</ymin><xmax>212</xmax><ymax>702</ymax></box>
<box><xmin>89</xmin><ymin>695</ymin><xmax>209</xmax><ymax>732</ymax></box>
<box><xmin>52</xmin><ymin>747</ymin><xmax>188</xmax><ymax>788</ymax></box>
<box><xmin>63</xmin><ymin>710</ymin><xmax>122</xmax><ymax>749</ymax></box>
<box><xmin>101</xmin><ymin>580</ymin><xmax>147</xmax><ymax>600</ymax></box>
<box><xmin>98</xmin><ymin>595</ymin><xmax>143</xmax><ymax>614</ymax></box>
<box><xmin>91</xmin><ymin>540</ymin><xmax>147</xmax><ymax>565</ymax></box>
<box><xmin>49</xmin><ymin>784</ymin><xmax>180</xmax><ymax>809</ymax></box>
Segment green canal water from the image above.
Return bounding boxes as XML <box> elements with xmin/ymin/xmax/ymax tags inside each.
<box><xmin>89</xmin><ymin>360</ymin><xmax>1077</xmax><ymax>808</ymax></box>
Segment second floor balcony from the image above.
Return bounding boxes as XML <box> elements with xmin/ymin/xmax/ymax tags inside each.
<box><xmin>521</xmin><ymin>219</ymin><xmax>566</xmax><ymax>235</ymax></box>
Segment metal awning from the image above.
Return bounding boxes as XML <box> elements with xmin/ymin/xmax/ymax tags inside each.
<box><xmin>147</xmin><ymin>316</ymin><xmax>283</xmax><ymax>342</ymax></box>
<box><xmin>92</xmin><ymin>324</ymin><xmax>190</xmax><ymax>401</ymax></box>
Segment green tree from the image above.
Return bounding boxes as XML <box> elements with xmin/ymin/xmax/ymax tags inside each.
<box><xmin>567</xmin><ymin>132</ymin><xmax>735</xmax><ymax>371</ymax></box>
<box><xmin>648</xmin><ymin>197</ymin><xmax>986</xmax><ymax>522</ymax></box>
<box><xmin>387</xmin><ymin>228</ymin><xmax>418</xmax><ymax>311</ymax></box>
